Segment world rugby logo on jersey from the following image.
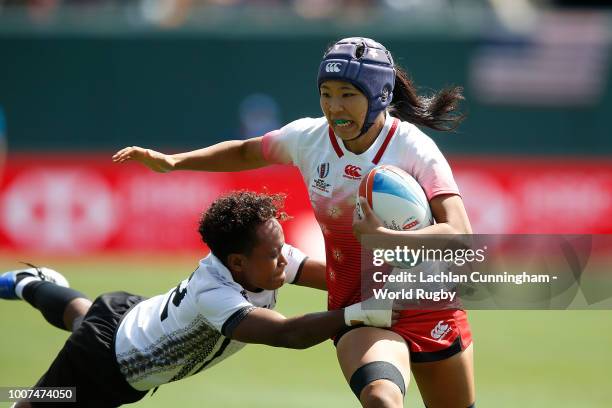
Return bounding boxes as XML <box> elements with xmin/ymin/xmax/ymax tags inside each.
<box><xmin>311</xmin><ymin>163</ymin><xmax>333</xmax><ymax>197</ymax></box>
<box><xmin>326</xmin><ymin>62</ymin><xmax>342</xmax><ymax>73</ymax></box>
<box><xmin>317</xmin><ymin>163</ymin><xmax>330</xmax><ymax>179</ymax></box>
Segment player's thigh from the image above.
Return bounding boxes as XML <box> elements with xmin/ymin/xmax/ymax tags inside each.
<box><xmin>411</xmin><ymin>342</ymin><xmax>475</xmax><ymax>408</ymax></box>
<box><xmin>336</xmin><ymin>327</ymin><xmax>411</xmax><ymax>390</ymax></box>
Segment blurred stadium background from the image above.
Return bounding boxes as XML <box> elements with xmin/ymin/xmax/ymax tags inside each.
<box><xmin>1</xmin><ymin>0</ymin><xmax>611</xmax><ymax>406</ymax></box>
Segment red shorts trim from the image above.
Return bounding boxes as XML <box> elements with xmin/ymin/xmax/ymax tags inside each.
<box><xmin>393</xmin><ymin>309</ymin><xmax>472</xmax><ymax>363</ymax></box>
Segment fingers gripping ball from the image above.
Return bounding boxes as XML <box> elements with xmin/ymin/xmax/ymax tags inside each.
<box><xmin>357</xmin><ymin>165</ymin><xmax>433</xmax><ymax>231</ymax></box>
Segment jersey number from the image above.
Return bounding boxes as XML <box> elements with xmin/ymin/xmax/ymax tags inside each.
<box><xmin>160</xmin><ymin>272</ymin><xmax>194</xmax><ymax>322</ymax></box>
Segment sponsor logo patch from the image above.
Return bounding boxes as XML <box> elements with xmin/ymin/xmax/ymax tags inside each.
<box><xmin>402</xmin><ymin>219</ymin><xmax>418</xmax><ymax>230</ymax></box>
<box><xmin>325</xmin><ymin>62</ymin><xmax>342</xmax><ymax>73</ymax></box>
<box><xmin>343</xmin><ymin>164</ymin><xmax>362</xmax><ymax>180</ymax></box>
<box><xmin>431</xmin><ymin>320</ymin><xmax>452</xmax><ymax>340</ymax></box>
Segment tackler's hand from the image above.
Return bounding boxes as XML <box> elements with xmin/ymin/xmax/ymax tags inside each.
<box><xmin>353</xmin><ymin>197</ymin><xmax>386</xmax><ymax>244</ymax></box>
<box><xmin>112</xmin><ymin>146</ymin><xmax>175</xmax><ymax>173</ymax></box>
<box><xmin>344</xmin><ymin>297</ymin><xmax>401</xmax><ymax>328</ymax></box>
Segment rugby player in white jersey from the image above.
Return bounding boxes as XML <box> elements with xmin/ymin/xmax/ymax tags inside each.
<box><xmin>0</xmin><ymin>191</ymin><xmax>395</xmax><ymax>407</ymax></box>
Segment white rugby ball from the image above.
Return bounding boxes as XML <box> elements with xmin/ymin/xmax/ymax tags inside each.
<box><xmin>357</xmin><ymin>165</ymin><xmax>433</xmax><ymax>231</ymax></box>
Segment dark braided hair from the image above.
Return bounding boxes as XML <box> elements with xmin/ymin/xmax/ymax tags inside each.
<box><xmin>198</xmin><ymin>191</ymin><xmax>288</xmax><ymax>266</ymax></box>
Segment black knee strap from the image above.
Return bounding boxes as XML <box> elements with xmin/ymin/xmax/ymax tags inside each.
<box><xmin>349</xmin><ymin>361</ymin><xmax>406</xmax><ymax>400</ymax></box>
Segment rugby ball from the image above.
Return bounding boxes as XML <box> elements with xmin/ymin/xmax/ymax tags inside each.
<box><xmin>357</xmin><ymin>165</ymin><xmax>433</xmax><ymax>231</ymax></box>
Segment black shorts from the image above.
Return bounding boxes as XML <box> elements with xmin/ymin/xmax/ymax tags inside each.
<box><xmin>31</xmin><ymin>292</ymin><xmax>148</xmax><ymax>408</ymax></box>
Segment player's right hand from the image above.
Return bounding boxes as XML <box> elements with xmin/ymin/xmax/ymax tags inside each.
<box><xmin>112</xmin><ymin>146</ymin><xmax>175</xmax><ymax>173</ymax></box>
<box><xmin>352</xmin><ymin>197</ymin><xmax>385</xmax><ymax>244</ymax></box>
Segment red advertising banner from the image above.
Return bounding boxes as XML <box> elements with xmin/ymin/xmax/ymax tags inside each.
<box><xmin>450</xmin><ymin>156</ymin><xmax>612</xmax><ymax>235</ymax></box>
<box><xmin>0</xmin><ymin>155</ymin><xmax>611</xmax><ymax>255</ymax></box>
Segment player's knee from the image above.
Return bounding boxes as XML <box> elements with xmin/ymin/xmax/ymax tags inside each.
<box><xmin>360</xmin><ymin>380</ymin><xmax>403</xmax><ymax>408</ymax></box>
<box><xmin>350</xmin><ymin>361</ymin><xmax>405</xmax><ymax>408</ymax></box>
<box><xmin>64</xmin><ymin>297</ymin><xmax>92</xmax><ymax>332</ymax></box>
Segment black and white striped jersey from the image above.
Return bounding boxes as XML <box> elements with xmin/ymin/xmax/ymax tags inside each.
<box><xmin>114</xmin><ymin>244</ymin><xmax>307</xmax><ymax>391</ymax></box>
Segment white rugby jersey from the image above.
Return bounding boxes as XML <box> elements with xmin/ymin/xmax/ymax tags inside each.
<box><xmin>262</xmin><ymin>114</ymin><xmax>460</xmax><ymax>311</ymax></box>
<box><xmin>114</xmin><ymin>244</ymin><xmax>306</xmax><ymax>391</ymax></box>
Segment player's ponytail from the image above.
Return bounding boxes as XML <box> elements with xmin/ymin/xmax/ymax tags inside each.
<box><xmin>389</xmin><ymin>66</ymin><xmax>466</xmax><ymax>132</ymax></box>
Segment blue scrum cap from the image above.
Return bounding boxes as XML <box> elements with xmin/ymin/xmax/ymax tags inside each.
<box><xmin>317</xmin><ymin>37</ymin><xmax>396</xmax><ymax>135</ymax></box>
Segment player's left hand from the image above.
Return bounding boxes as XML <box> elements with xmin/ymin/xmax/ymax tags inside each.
<box><xmin>112</xmin><ymin>146</ymin><xmax>175</xmax><ymax>173</ymax></box>
<box><xmin>352</xmin><ymin>197</ymin><xmax>386</xmax><ymax>243</ymax></box>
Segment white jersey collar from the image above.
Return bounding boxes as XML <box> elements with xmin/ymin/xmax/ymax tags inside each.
<box><xmin>203</xmin><ymin>252</ymin><xmax>237</xmax><ymax>285</ymax></box>
<box><xmin>203</xmin><ymin>252</ymin><xmax>265</xmax><ymax>295</ymax></box>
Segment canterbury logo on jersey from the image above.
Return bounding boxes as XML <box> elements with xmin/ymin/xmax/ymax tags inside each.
<box><xmin>325</xmin><ymin>63</ymin><xmax>342</xmax><ymax>73</ymax></box>
<box><xmin>431</xmin><ymin>320</ymin><xmax>451</xmax><ymax>340</ymax></box>
<box><xmin>343</xmin><ymin>165</ymin><xmax>362</xmax><ymax>179</ymax></box>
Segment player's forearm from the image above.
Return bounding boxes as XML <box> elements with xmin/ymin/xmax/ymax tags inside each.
<box><xmin>276</xmin><ymin>309</ymin><xmax>345</xmax><ymax>349</ymax></box>
<box><xmin>231</xmin><ymin>305</ymin><xmax>392</xmax><ymax>348</ymax></box>
<box><xmin>171</xmin><ymin>140</ymin><xmax>267</xmax><ymax>172</ymax></box>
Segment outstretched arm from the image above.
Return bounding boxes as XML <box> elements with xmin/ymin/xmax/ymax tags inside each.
<box><xmin>229</xmin><ymin>303</ymin><xmax>397</xmax><ymax>350</ymax></box>
<box><xmin>112</xmin><ymin>136</ymin><xmax>269</xmax><ymax>172</ymax></box>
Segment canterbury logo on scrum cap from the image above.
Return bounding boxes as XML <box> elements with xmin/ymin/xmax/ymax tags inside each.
<box><xmin>325</xmin><ymin>62</ymin><xmax>342</xmax><ymax>73</ymax></box>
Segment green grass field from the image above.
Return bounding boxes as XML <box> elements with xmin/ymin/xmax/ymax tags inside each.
<box><xmin>1</xmin><ymin>255</ymin><xmax>611</xmax><ymax>407</ymax></box>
